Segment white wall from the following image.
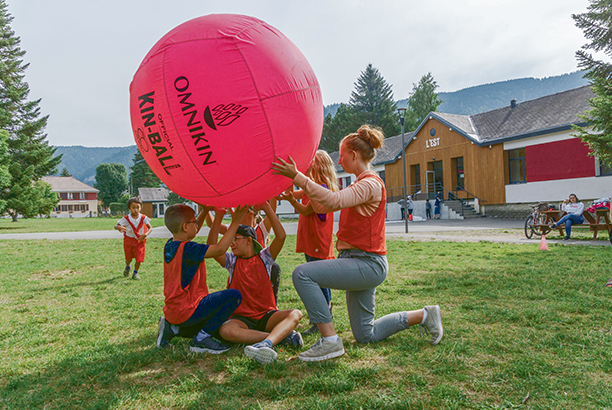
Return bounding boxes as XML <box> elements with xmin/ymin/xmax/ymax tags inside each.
<box><xmin>505</xmin><ymin>175</ymin><xmax>612</xmax><ymax>203</ymax></box>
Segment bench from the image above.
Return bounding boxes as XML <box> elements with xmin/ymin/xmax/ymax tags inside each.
<box><xmin>535</xmin><ymin>209</ymin><xmax>611</xmax><ymax>239</ymax></box>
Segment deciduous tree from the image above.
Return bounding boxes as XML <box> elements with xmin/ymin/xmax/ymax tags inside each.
<box><xmin>404</xmin><ymin>73</ymin><xmax>444</xmax><ymax>131</ymax></box>
<box><xmin>95</xmin><ymin>163</ymin><xmax>128</xmax><ymax>208</ymax></box>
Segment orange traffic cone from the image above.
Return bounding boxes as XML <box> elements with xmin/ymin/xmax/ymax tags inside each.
<box><xmin>540</xmin><ymin>234</ymin><xmax>549</xmax><ymax>251</ymax></box>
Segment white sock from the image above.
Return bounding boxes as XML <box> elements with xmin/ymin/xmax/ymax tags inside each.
<box><xmin>421</xmin><ymin>310</ymin><xmax>428</xmax><ymax>324</ymax></box>
<box><xmin>322</xmin><ymin>334</ymin><xmax>339</xmax><ymax>343</ymax></box>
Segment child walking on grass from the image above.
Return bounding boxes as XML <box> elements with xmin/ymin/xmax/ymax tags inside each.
<box><xmin>114</xmin><ymin>197</ymin><xmax>152</xmax><ymax>280</ymax></box>
<box><xmin>156</xmin><ymin>203</ymin><xmax>247</xmax><ymax>354</ymax></box>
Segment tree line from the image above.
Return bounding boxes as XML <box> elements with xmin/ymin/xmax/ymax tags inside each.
<box><xmin>319</xmin><ymin>65</ymin><xmax>443</xmax><ymax>153</ymax></box>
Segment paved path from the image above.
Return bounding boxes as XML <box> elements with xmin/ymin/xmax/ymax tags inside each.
<box><xmin>0</xmin><ymin>218</ymin><xmax>609</xmax><ymax>246</ymax></box>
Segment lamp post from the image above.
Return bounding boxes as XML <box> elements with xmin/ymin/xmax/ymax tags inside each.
<box><xmin>397</xmin><ymin>108</ymin><xmax>408</xmax><ymax>234</ymax></box>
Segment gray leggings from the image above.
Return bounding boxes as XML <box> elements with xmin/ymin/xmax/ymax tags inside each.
<box><xmin>292</xmin><ymin>249</ymin><xmax>409</xmax><ymax>344</ymax></box>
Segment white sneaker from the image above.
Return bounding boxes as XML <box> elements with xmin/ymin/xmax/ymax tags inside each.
<box><xmin>244</xmin><ymin>344</ymin><xmax>277</xmax><ymax>364</ymax></box>
<box><xmin>298</xmin><ymin>337</ymin><xmax>344</xmax><ymax>362</ymax></box>
<box><xmin>420</xmin><ymin>305</ymin><xmax>443</xmax><ymax>345</ymax></box>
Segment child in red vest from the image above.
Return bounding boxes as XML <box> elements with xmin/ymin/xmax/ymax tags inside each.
<box><xmin>114</xmin><ymin>197</ymin><xmax>153</xmax><ymax>280</ymax></box>
<box><xmin>205</xmin><ymin>199</ymin><xmax>282</xmax><ymax>302</ymax></box>
<box><xmin>156</xmin><ymin>204</ymin><xmax>247</xmax><ymax>354</ymax></box>
<box><xmin>280</xmin><ymin>150</ymin><xmax>338</xmax><ymax>335</ymax></box>
<box><xmin>208</xmin><ymin>202</ymin><xmax>303</xmax><ymax>365</ymax></box>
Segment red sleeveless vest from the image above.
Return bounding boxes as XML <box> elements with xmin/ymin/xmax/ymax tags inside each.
<box><xmin>228</xmin><ymin>254</ymin><xmax>277</xmax><ymax>320</ymax></box>
<box><xmin>163</xmin><ymin>242</ymin><xmax>209</xmax><ymax>324</ymax></box>
<box><xmin>123</xmin><ymin>214</ymin><xmax>147</xmax><ymax>240</ymax></box>
<box><xmin>296</xmin><ymin>194</ymin><xmax>335</xmax><ymax>259</ymax></box>
<box><xmin>336</xmin><ymin>173</ymin><xmax>387</xmax><ymax>255</ymax></box>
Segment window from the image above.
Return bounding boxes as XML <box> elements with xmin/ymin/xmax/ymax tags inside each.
<box><xmin>378</xmin><ymin>170</ymin><xmax>385</xmax><ymax>184</ymax></box>
<box><xmin>453</xmin><ymin>157</ymin><xmax>465</xmax><ymax>189</ymax></box>
<box><xmin>411</xmin><ymin>164</ymin><xmax>421</xmax><ymax>193</ymax></box>
<box><xmin>80</xmin><ymin>192</ymin><xmax>86</xmax><ymax>199</ymax></box>
<box><xmin>344</xmin><ymin>176</ymin><xmax>351</xmax><ymax>188</ymax></box>
<box><xmin>67</xmin><ymin>192</ymin><xmax>73</xmax><ymax>199</ymax></box>
<box><xmin>600</xmin><ymin>161</ymin><xmax>612</xmax><ymax>176</ymax></box>
<box><xmin>508</xmin><ymin>148</ymin><xmax>526</xmax><ymax>184</ymax></box>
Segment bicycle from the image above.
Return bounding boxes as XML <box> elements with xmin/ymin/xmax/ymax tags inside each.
<box><xmin>524</xmin><ymin>202</ymin><xmax>555</xmax><ymax>239</ymax></box>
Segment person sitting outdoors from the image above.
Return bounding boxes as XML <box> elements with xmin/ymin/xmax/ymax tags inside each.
<box><xmin>550</xmin><ymin>193</ymin><xmax>584</xmax><ymax>240</ymax></box>
<box><xmin>208</xmin><ymin>203</ymin><xmax>303</xmax><ymax>365</ymax></box>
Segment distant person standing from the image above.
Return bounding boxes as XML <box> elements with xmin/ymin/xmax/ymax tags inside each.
<box><xmin>434</xmin><ymin>193</ymin><xmax>441</xmax><ymax>219</ymax></box>
<box><xmin>407</xmin><ymin>195</ymin><xmax>414</xmax><ymax>221</ymax></box>
<box><xmin>397</xmin><ymin>198</ymin><xmax>406</xmax><ymax>221</ymax></box>
<box><xmin>425</xmin><ymin>199</ymin><xmax>432</xmax><ymax>220</ymax></box>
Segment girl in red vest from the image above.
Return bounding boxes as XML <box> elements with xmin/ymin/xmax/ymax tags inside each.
<box><xmin>114</xmin><ymin>197</ymin><xmax>152</xmax><ymax>280</ymax></box>
<box><xmin>273</xmin><ymin>125</ymin><xmax>443</xmax><ymax>362</ymax></box>
<box><xmin>280</xmin><ymin>150</ymin><xmax>338</xmax><ymax>335</ymax></box>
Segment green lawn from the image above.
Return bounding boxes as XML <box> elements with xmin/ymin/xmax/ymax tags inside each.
<box><xmin>0</xmin><ymin>217</ymin><xmax>166</xmax><ymax>234</ymax></box>
<box><xmin>0</xmin><ymin>236</ymin><xmax>611</xmax><ymax>409</ymax></box>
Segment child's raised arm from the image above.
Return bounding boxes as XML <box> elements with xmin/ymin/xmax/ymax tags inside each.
<box><xmin>195</xmin><ymin>204</ymin><xmax>211</xmax><ymax>235</ymax></box>
<box><xmin>205</xmin><ymin>206</ymin><xmax>248</xmax><ymax>264</ymax></box>
<box><xmin>257</xmin><ymin>202</ymin><xmax>286</xmax><ymax>260</ymax></box>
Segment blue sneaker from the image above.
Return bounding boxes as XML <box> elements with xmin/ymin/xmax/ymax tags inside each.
<box><xmin>279</xmin><ymin>330</ymin><xmax>304</xmax><ymax>348</ymax></box>
<box><xmin>189</xmin><ymin>336</ymin><xmax>230</xmax><ymax>354</ymax></box>
<box><xmin>156</xmin><ymin>317</ymin><xmax>174</xmax><ymax>348</ymax></box>
<box><xmin>244</xmin><ymin>343</ymin><xmax>278</xmax><ymax>364</ymax></box>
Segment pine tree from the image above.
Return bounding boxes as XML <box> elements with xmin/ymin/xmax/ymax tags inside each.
<box><xmin>404</xmin><ymin>73</ymin><xmax>444</xmax><ymax>131</ymax></box>
<box><xmin>349</xmin><ymin>63</ymin><xmax>400</xmax><ymax>137</ymax></box>
<box><xmin>59</xmin><ymin>167</ymin><xmax>71</xmax><ymax>177</ymax></box>
<box><xmin>0</xmin><ymin>2</ymin><xmax>62</xmax><ymax>220</ymax></box>
<box><xmin>572</xmin><ymin>1</ymin><xmax>612</xmax><ymax>166</ymax></box>
<box><xmin>129</xmin><ymin>150</ymin><xmax>160</xmax><ymax>195</ymax></box>
<box><xmin>0</xmin><ymin>130</ymin><xmax>10</xmax><ymax>213</ymax></box>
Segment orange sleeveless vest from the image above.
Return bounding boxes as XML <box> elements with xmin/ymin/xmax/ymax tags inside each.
<box><xmin>228</xmin><ymin>254</ymin><xmax>276</xmax><ymax>320</ymax></box>
<box><xmin>336</xmin><ymin>173</ymin><xmax>387</xmax><ymax>255</ymax></box>
<box><xmin>163</xmin><ymin>242</ymin><xmax>209</xmax><ymax>324</ymax></box>
<box><xmin>296</xmin><ymin>194</ymin><xmax>335</xmax><ymax>259</ymax></box>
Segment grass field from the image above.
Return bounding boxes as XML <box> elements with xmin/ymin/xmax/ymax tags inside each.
<box><xmin>0</xmin><ymin>235</ymin><xmax>611</xmax><ymax>409</ymax></box>
<box><xmin>0</xmin><ymin>217</ymin><xmax>167</xmax><ymax>234</ymax></box>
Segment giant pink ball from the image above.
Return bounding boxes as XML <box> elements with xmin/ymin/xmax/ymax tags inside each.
<box><xmin>129</xmin><ymin>14</ymin><xmax>323</xmax><ymax>206</ymax></box>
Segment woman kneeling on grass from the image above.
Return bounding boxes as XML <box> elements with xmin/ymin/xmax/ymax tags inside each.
<box><xmin>272</xmin><ymin>125</ymin><xmax>444</xmax><ymax>362</ymax></box>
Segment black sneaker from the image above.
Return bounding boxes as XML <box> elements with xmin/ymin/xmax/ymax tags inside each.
<box><xmin>156</xmin><ymin>317</ymin><xmax>174</xmax><ymax>348</ymax></box>
<box><xmin>303</xmin><ymin>323</ymin><xmax>320</xmax><ymax>335</ymax></box>
<box><xmin>279</xmin><ymin>330</ymin><xmax>304</xmax><ymax>347</ymax></box>
<box><xmin>189</xmin><ymin>336</ymin><xmax>230</xmax><ymax>354</ymax></box>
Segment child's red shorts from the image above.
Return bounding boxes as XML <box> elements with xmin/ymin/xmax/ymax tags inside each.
<box><xmin>123</xmin><ymin>236</ymin><xmax>146</xmax><ymax>263</ymax></box>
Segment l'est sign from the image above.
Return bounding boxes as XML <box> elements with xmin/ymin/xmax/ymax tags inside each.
<box><xmin>426</xmin><ymin>138</ymin><xmax>440</xmax><ymax>148</ymax></box>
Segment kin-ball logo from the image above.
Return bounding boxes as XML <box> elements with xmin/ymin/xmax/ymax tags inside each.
<box><xmin>204</xmin><ymin>103</ymin><xmax>249</xmax><ymax>131</ymax></box>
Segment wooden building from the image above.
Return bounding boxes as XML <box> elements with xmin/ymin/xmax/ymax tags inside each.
<box><xmin>383</xmin><ymin>86</ymin><xmax>612</xmax><ymax>211</ymax></box>
<box><xmin>138</xmin><ymin>187</ymin><xmax>169</xmax><ymax>218</ymax></box>
<box><xmin>329</xmin><ymin>85</ymin><xmax>612</xmax><ymax>218</ymax></box>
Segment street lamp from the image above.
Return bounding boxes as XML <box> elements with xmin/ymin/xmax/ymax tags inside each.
<box><xmin>397</xmin><ymin>108</ymin><xmax>408</xmax><ymax>234</ymax></box>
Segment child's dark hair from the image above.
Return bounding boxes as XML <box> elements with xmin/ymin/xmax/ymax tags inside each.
<box><xmin>164</xmin><ymin>204</ymin><xmax>195</xmax><ymax>234</ymax></box>
<box><xmin>127</xmin><ymin>197</ymin><xmax>143</xmax><ymax>208</ymax></box>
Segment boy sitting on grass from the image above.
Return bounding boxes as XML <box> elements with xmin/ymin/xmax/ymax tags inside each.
<box><xmin>156</xmin><ymin>203</ymin><xmax>247</xmax><ymax>354</ymax></box>
<box><xmin>208</xmin><ymin>202</ymin><xmax>303</xmax><ymax>365</ymax></box>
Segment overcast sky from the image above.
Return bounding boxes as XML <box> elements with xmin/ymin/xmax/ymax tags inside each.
<box><xmin>7</xmin><ymin>0</ymin><xmax>589</xmax><ymax>148</ymax></box>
